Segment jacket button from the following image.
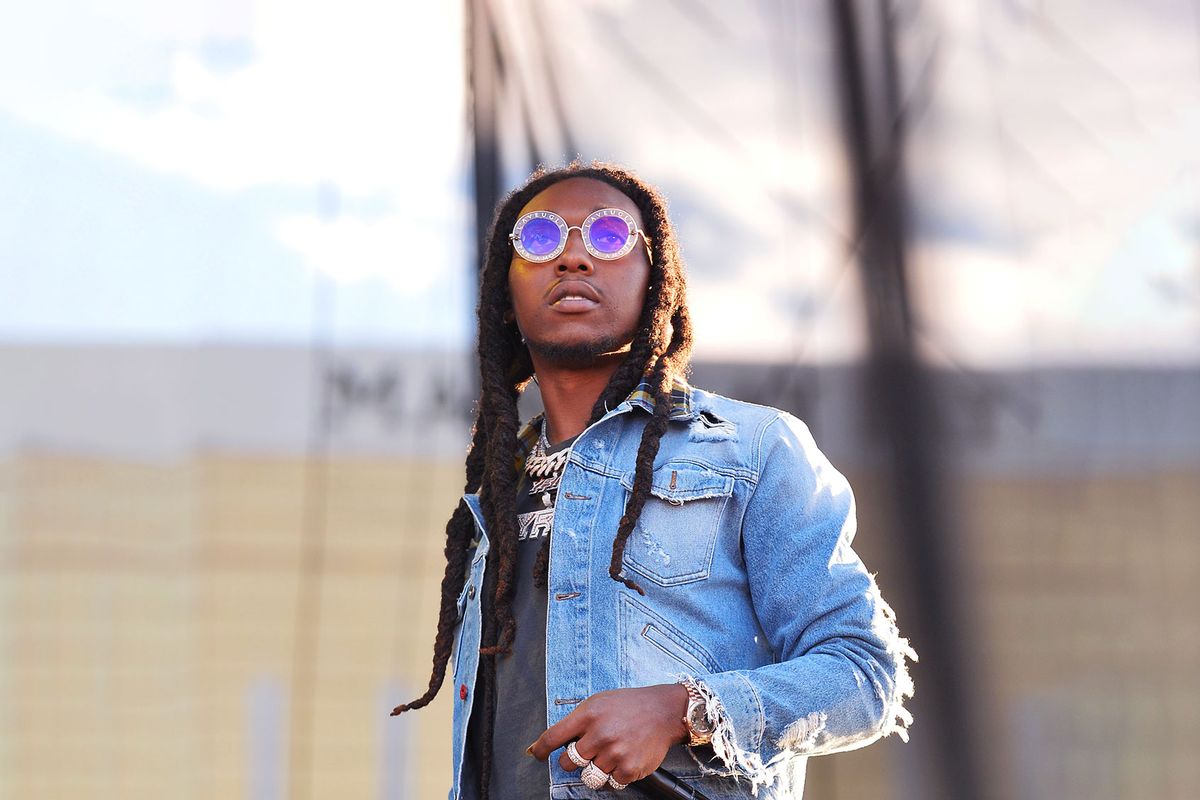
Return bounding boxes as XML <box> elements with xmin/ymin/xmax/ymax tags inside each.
<box><xmin>460</xmin><ymin>684</ymin><xmax>468</xmax><ymax>701</ymax></box>
<box><xmin>468</xmin><ymin>584</ymin><xmax>476</xmax><ymax>599</ymax></box>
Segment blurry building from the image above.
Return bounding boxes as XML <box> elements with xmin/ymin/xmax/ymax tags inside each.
<box><xmin>2</xmin><ymin>344</ymin><xmax>1196</xmax><ymax>799</ymax></box>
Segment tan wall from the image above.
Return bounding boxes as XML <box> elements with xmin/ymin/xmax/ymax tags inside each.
<box><xmin>2</xmin><ymin>455</ymin><xmax>462</xmax><ymax>800</ymax></box>
<box><xmin>2</xmin><ymin>454</ymin><xmax>1197</xmax><ymax>799</ymax></box>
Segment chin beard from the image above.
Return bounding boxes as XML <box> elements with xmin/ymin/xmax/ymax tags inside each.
<box><xmin>523</xmin><ymin>332</ymin><xmax>631</xmax><ymax>367</ymax></box>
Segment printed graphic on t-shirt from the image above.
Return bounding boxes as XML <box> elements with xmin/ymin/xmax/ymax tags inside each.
<box><xmin>516</xmin><ymin>471</ymin><xmax>562</xmax><ymax>541</ymax></box>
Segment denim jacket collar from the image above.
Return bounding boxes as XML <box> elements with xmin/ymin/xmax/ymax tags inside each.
<box><xmin>516</xmin><ymin>376</ymin><xmax>696</xmax><ymax>455</ymax></box>
<box><xmin>512</xmin><ymin>376</ymin><xmax>696</xmax><ymax>473</ymax></box>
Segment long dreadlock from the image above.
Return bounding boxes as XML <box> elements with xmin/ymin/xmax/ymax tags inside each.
<box><xmin>390</xmin><ymin>162</ymin><xmax>694</xmax><ymax>798</ymax></box>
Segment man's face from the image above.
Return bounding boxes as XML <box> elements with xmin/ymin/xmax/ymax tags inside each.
<box><xmin>508</xmin><ymin>177</ymin><xmax>652</xmax><ymax>367</ymax></box>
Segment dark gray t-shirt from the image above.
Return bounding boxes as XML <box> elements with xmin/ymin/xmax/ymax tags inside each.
<box><xmin>460</xmin><ymin>434</ymin><xmax>575</xmax><ymax>800</ymax></box>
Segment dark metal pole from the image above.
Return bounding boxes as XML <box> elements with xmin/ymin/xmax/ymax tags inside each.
<box><xmin>466</xmin><ymin>0</ymin><xmax>505</xmax><ymax>412</ymax></box>
<box><xmin>468</xmin><ymin>0</ymin><xmax>503</xmax><ymax>271</ymax></box>
<box><xmin>829</xmin><ymin>2</ymin><xmax>986</xmax><ymax>799</ymax></box>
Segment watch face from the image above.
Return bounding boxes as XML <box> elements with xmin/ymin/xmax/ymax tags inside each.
<box><xmin>688</xmin><ymin>703</ymin><xmax>714</xmax><ymax>734</ymax></box>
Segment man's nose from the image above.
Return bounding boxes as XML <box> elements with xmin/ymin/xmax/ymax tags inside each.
<box><xmin>556</xmin><ymin>227</ymin><xmax>593</xmax><ymax>274</ymax></box>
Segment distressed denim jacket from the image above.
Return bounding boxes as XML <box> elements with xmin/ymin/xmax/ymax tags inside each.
<box><xmin>448</xmin><ymin>380</ymin><xmax>914</xmax><ymax>799</ymax></box>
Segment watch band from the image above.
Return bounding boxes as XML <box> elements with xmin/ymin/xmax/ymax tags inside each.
<box><xmin>680</xmin><ymin>682</ymin><xmax>714</xmax><ymax>746</ymax></box>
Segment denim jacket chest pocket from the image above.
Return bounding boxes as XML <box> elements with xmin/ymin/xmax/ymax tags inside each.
<box><xmin>618</xmin><ymin>464</ymin><xmax>735</xmax><ymax>587</ymax></box>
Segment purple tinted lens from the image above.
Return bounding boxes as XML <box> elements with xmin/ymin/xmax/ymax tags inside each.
<box><xmin>588</xmin><ymin>215</ymin><xmax>631</xmax><ymax>254</ymax></box>
<box><xmin>519</xmin><ymin>218</ymin><xmax>562</xmax><ymax>257</ymax></box>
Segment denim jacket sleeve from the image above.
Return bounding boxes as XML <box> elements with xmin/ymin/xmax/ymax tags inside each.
<box><xmin>679</xmin><ymin>412</ymin><xmax>915</xmax><ymax>792</ymax></box>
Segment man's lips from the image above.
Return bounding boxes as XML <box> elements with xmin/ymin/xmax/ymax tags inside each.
<box><xmin>547</xmin><ymin>280</ymin><xmax>601</xmax><ymax>311</ymax></box>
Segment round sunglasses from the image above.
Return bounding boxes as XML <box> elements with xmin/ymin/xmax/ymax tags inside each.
<box><xmin>509</xmin><ymin>208</ymin><xmax>653</xmax><ymax>264</ymax></box>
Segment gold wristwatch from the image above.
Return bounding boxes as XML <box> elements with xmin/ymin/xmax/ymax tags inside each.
<box><xmin>680</xmin><ymin>682</ymin><xmax>715</xmax><ymax>746</ymax></box>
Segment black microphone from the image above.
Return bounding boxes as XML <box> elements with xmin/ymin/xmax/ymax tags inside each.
<box><xmin>633</xmin><ymin>767</ymin><xmax>714</xmax><ymax>800</ymax></box>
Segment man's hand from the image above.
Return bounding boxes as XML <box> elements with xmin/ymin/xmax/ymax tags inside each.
<box><xmin>527</xmin><ymin>683</ymin><xmax>691</xmax><ymax>786</ymax></box>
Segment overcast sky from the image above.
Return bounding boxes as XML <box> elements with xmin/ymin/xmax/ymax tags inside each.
<box><xmin>1</xmin><ymin>0</ymin><xmax>1196</xmax><ymax>366</ymax></box>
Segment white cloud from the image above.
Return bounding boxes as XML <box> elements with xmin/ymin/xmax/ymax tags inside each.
<box><xmin>2</xmin><ymin>0</ymin><xmax>465</xmax><ymax>196</ymax></box>
<box><xmin>273</xmin><ymin>209</ymin><xmax>467</xmax><ymax>295</ymax></box>
<box><xmin>0</xmin><ymin>0</ymin><xmax>472</xmax><ymax>341</ymax></box>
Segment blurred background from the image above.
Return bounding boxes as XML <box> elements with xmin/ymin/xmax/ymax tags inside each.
<box><xmin>1</xmin><ymin>1</ymin><xmax>1197</xmax><ymax>798</ymax></box>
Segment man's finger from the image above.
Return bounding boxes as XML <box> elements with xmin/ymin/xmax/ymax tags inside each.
<box><xmin>527</xmin><ymin>710</ymin><xmax>587</xmax><ymax>761</ymax></box>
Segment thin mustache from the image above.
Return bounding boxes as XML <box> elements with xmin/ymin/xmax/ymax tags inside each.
<box><xmin>545</xmin><ymin>279</ymin><xmax>602</xmax><ymax>302</ymax></box>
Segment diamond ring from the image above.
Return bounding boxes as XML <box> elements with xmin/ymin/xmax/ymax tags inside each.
<box><xmin>565</xmin><ymin>741</ymin><xmax>590</xmax><ymax>769</ymax></box>
<box><xmin>580</xmin><ymin>762</ymin><xmax>611</xmax><ymax>790</ymax></box>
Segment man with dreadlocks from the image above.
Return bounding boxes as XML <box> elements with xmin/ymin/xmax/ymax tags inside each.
<box><xmin>392</xmin><ymin>163</ymin><xmax>914</xmax><ymax>799</ymax></box>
